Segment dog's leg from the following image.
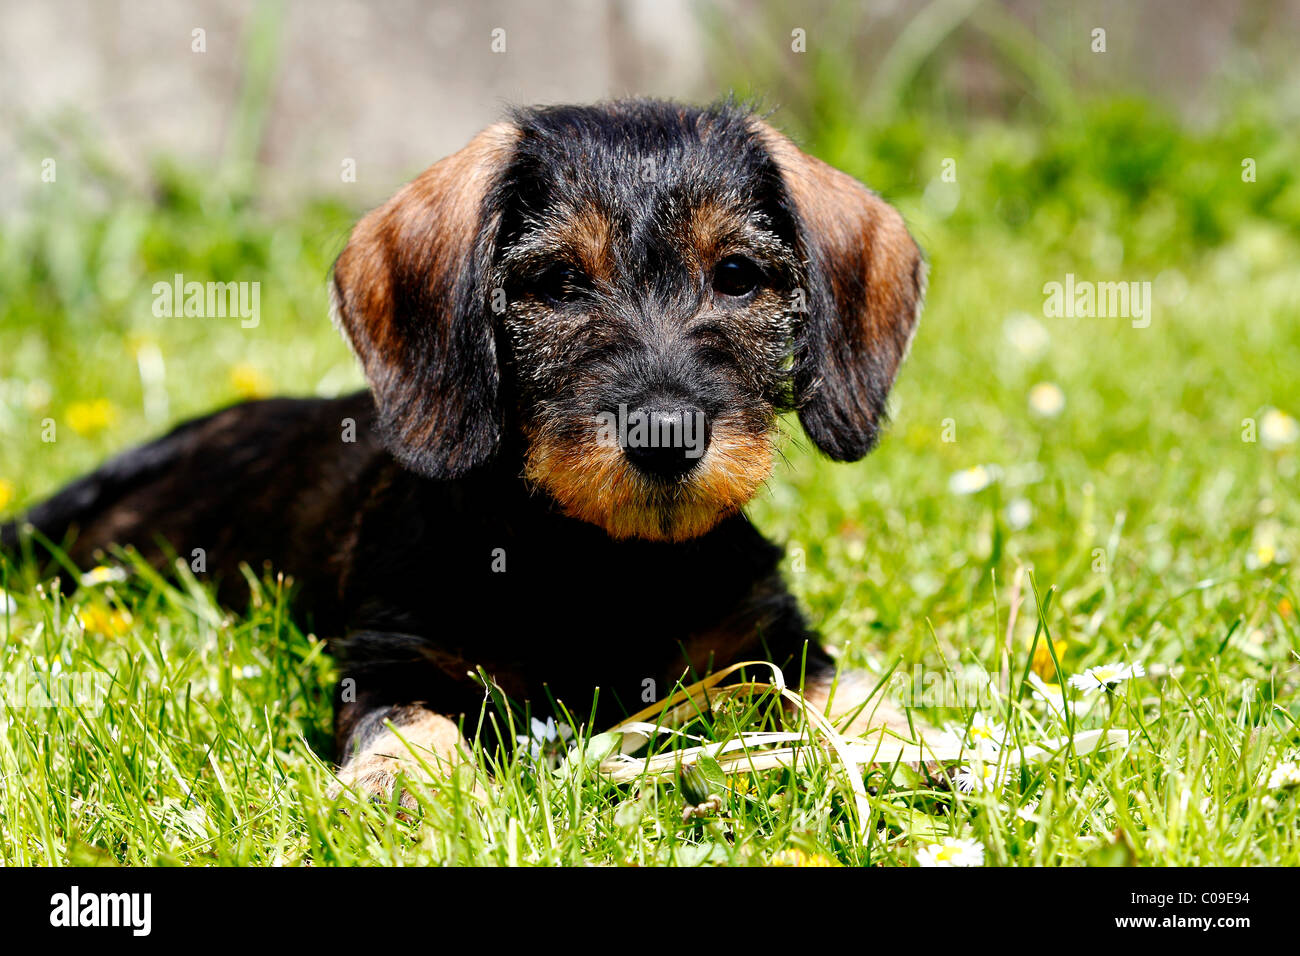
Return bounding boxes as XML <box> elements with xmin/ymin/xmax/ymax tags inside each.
<box><xmin>686</xmin><ymin>569</ymin><xmax>920</xmax><ymax>740</ymax></box>
<box><xmin>331</xmin><ymin>698</ymin><xmax>470</xmax><ymax>811</ymax></box>
<box><xmin>328</xmin><ymin>631</ymin><xmax>479</xmax><ymax>810</ymax></box>
<box><xmin>801</xmin><ymin>663</ymin><xmax>917</xmax><ymax>738</ymax></box>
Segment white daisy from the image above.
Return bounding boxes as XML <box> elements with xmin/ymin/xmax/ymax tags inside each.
<box><xmin>916</xmin><ymin>837</ymin><xmax>985</xmax><ymax>867</ymax></box>
<box><xmin>1068</xmin><ymin>661</ymin><xmax>1145</xmax><ymax>691</ymax></box>
<box><xmin>1028</xmin><ymin>382</ymin><xmax>1066</xmax><ymax>418</ymax></box>
<box><xmin>949</xmin><ymin>712</ymin><xmax>1005</xmax><ymax>753</ymax></box>
<box><xmin>1267</xmin><ymin>761</ymin><xmax>1300</xmax><ymax>791</ymax></box>
<box><xmin>1245</xmin><ymin>522</ymin><xmax>1288</xmax><ymax>570</ymax></box>
<box><xmin>949</xmin><ymin>464</ymin><xmax>999</xmax><ymax>496</ymax></box>
<box><xmin>1260</xmin><ymin>408</ymin><xmax>1299</xmax><ymax>449</ymax></box>
<box><xmin>1005</xmin><ymin>498</ymin><xmax>1033</xmax><ymax>531</ymax></box>
<box><xmin>1014</xmin><ymin>803</ymin><xmax>1039</xmax><ymax>823</ymax></box>
<box><xmin>79</xmin><ymin>565</ymin><xmax>127</xmax><ymax>587</ymax></box>
<box><xmin>516</xmin><ymin>717</ymin><xmax>575</xmax><ymax>767</ymax></box>
<box><xmin>1002</xmin><ymin>313</ymin><xmax>1050</xmax><ymax>360</ymax></box>
<box><xmin>1027</xmin><ymin>673</ymin><xmax>1067</xmax><ymax>714</ymax></box>
<box><xmin>954</xmin><ymin>761</ymin><xmax>1007</xmax><ymax>793</ymax></box>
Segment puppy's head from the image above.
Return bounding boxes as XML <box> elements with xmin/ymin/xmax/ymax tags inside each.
<box><xmin>332</xmin><ymin>100</ymin><xmax>925</xmax><ymax>542</ymax></box>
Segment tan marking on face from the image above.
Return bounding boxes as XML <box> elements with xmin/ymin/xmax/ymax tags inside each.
<box><xmin>563</xmin><ymin>207</ymin><xmax>615</xmax><ymax>283</ymax></box>
<box><xmin>523</xmin><ymin>417</ymin><xmax>773</xmax><ymax>542</ymax></box>
<box><xmin>683</xmin><ymin>199</ymin><xmax>747</xmax><ymax>269</ymax></box>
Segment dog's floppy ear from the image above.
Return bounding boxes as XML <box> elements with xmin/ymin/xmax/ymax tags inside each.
<box><xmin>755</xmin><ymin>121</ymin><xmax>926</xmax><ymax>461</ymax></box>
<box><xmin>332</xmin><ymin>123</ymin><xmax>519</xmax><ymax>478</ymax></box>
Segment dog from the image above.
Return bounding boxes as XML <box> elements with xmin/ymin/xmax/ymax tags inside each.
<box><xmin>1</xmin><ymin>99</ymin><xmax>925</xmax><ymax>804</ymax></box>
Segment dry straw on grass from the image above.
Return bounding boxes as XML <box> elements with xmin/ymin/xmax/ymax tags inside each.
<box><xmin>598</xmin><ymin>661</ymin><xmax>1129</xmax><ymax>832</ymax></box>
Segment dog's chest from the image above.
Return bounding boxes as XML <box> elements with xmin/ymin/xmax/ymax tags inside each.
<box><xmin>338</xmin><ymin>473</ymin><xmax>793</xmax><ymax>716</ymax></box>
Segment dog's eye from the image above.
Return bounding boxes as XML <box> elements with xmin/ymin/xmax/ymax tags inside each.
<box><xmin>713</xmin><ymin>255</ymin><xmax>763</xmax><ymax>298</ymax></box>
<box><xmin>533</xmin><ymin>265</ymin><xmax>587</xmax><ymax>304</ymax></box>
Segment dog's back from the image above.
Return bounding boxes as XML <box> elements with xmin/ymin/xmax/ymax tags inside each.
<box><xmin>1</xmin><ymin>392</ymin><xmax>384</xmax><ymax>619</ymax></box>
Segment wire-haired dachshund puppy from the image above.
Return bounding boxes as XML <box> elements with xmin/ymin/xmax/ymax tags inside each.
<box><xmin>2</xmin><ymin>99</ymin><xmax>925</xmax><ymax>803</ymax></box>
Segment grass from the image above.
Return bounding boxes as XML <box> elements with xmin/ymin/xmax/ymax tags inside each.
<box><xmin>2</xmin><ymin>75</ymin><xmax>1300</xmax><ymax>865</ymax></box>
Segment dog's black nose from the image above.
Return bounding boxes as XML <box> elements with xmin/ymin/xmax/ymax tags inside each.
<box><xmin>620</xmin><ymin>404</ymin><xmax>711</xmax><ymax>479</ymax></box>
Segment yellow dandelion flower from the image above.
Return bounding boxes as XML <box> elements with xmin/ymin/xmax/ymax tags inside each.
<box><xmin>66</xmin><ymin>398</ymin><xmax>118</xmax><ymax>436</ymax></box>
<box><xmin>1030</xmin><ymin>637</ymin><xmax>1068</xmax><ymax>681</ymax></box>
<box><xmin>229</xmin><ymin>363</ymin><xmax>272</xmax><ymax>398</ymax></box>
<box><xmin>0</xmin><ymin>479</ymin><xmax>14</xmax><ymax>512</ymax></box>
<box><xmin>78</xmin><ymin>603</ymin><xmax>133</xmax><ymax>637</ymax></box>
<box><xmin>726</xmin><ymin>774</ymin><xmax>755</xmax><ymax>795</ymax></box>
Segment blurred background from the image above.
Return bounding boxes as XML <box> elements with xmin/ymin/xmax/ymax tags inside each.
<box><xmin>1</xmin><ymin>0</ymin><xmax>1297</xmax><ymax>676</ymax></box>
<box><xmin>3</xmin><ymin>0</ymin><xmax>1298</xmax><ymax>205</ymax></box>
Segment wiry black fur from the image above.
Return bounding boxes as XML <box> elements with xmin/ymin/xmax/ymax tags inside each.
<box><xmin>0</xmin><ymin>392</ymin><xmax>820</xmax><ymax>739</ymax></box>
<box><xmin>495</xmin><ymin>101</ymin><xmax>802</xmax><ymax>437</ymax></box>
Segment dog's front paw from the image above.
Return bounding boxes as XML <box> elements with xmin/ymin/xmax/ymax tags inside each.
<box><xmin>328</xmin><ymin>756</ymin><xmax>422</xmax><ymax>815</ymax></box>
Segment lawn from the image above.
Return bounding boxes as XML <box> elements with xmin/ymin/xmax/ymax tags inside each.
<box><xmin>1</xmin><ymin>90</ymin><xmax>1298</xmax><ymax>865</ymax></box>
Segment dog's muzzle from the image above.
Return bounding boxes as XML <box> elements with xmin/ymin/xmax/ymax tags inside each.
<box><xmin>618</xmin><ymin>400</ymin><xmax>712</xmax><ymax>480</ymax></box>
